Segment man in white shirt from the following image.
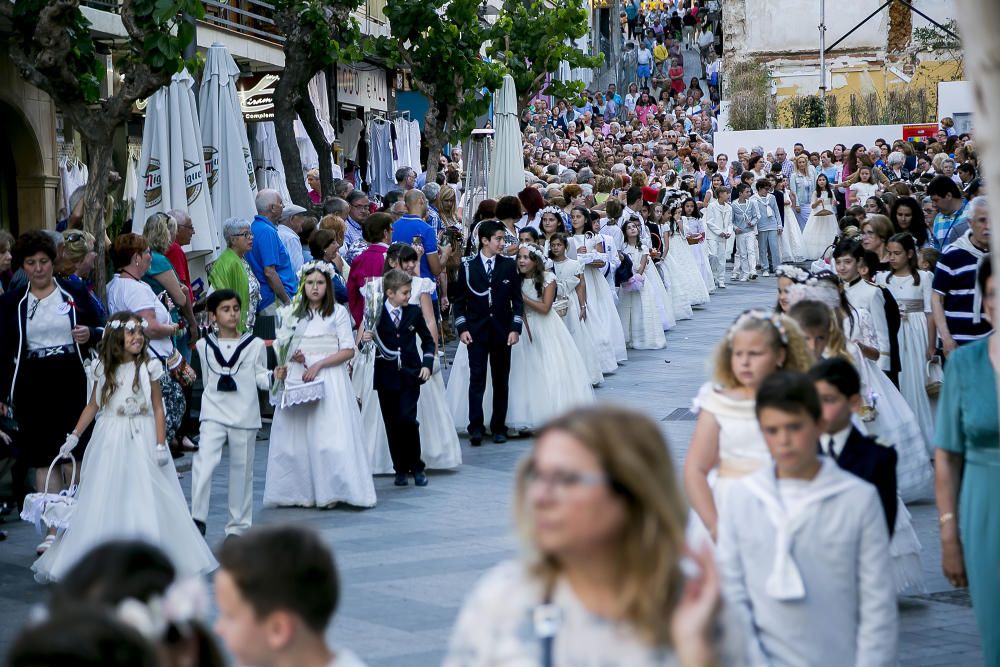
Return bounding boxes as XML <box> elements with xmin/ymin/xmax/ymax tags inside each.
<box><xmin>277</xmin><ymin>204</ymin><xmax>307</xmax><ymax>273</ymax></box>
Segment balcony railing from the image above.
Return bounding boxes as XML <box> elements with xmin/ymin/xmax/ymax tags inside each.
<box><xmin>80</xmin><ymin>0</ymin><xmax>388</xmax><ymax>47</ymax></box>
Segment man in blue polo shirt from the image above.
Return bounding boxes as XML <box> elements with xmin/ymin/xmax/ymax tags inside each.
<box><xmin>247</xmin><ymin>189</ymin><xmax>298</xmax><ymax>315</ymax></box>
<box><xmin>391</xmin><ymin>190</ymin><xmax>451</xmax><ymax>309</ymax></box>
<box><xmin>932</xmin><ymin>195</ymin><xmax>992</xmax><ymax>356</ymax></box>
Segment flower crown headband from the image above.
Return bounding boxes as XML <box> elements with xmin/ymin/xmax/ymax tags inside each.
<box><xmin>774</xmin><ymin>264</ymin><xmax>809</xmax><ymax>284</ymax></box>
<box><xmin>519</xmin><ymin>243</ymin><xmax>548</xmax><ymax>265</ymax></box>
<box><xmin>540</xmin><ymin>205</ymin><xmax>564</xmax><ymax>219</ymax></box>
<box><xmin>29</xmin><ymin>576</ymin><xmax>209</xmax><ymax>641</ymax></box>
<box><xmin>108</xmin><ymin>319</ymin><xmax>149</xmax><ymax>331</ymax></box>
<box><xmin>298</xmin><ymin>260</ymin><xmax>337</xmax><ymax>282</ymax></box>
<box><xmin>728</xmin><ymin>309</ymin><xmax>789</xmax><ymax>345</ymax></box>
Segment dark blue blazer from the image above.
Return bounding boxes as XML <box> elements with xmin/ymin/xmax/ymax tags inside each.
<box><xmin>825</xmin><ymin>426</ymin><xmax>898</xmax><ymax>536</ymax></box>
<box><xmin>372</xmin><ymin>304</ymin><xmax>435</xmax><ymax>392</ymax></box>
<box><xmin>452</xmin><ymin>254</ymin><xmax>524</xmax><ymax>343</ymax></box>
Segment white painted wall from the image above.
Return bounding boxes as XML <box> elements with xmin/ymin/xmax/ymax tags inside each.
<box><xmin>714</xmin><ymin>125</ymin><xmax>906</xmax><ymax>160</ymax></box>
<box><xmin>937</xmin><ymin>80</ymin><xmax>974</xmax><ymax>126</ymax></box>
<box><xmin>736</xmin><ymin>0</ymin><xmax>958</xmax><ymax>56</ymax></box>
<box><xmin>739</xmin><ymin>0</ymin><xmax>887</xmax><ymax>54</ymax></box>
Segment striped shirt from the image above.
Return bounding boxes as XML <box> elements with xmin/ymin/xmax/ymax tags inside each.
<box><xmin>932</xmin><ymin>244</ymin><xmax>992</xmax><ymax>343</ymax></box>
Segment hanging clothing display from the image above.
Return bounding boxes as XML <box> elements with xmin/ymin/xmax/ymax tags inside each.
<box><xmin>341</xmin><ymin>118</ymin><xmax>364</xmax><ymax>162</ymax></box>
<box><xmin>123</xmin><ymin>146</ymin><xmax>140</xmax><ymax>219</ymax></box>
<box><xmin>293</xmin><ymin>72</ymin><xmax>341</xmax><ymax>186</ymax></box>
<box><xmin>366</xmin><ymin>118</ymin><xmax>396</xmax><ymax>196</ymax></box>
<box><xmin>59</xmin><ymin>157</ymin><xmax>88</xmax><ymax>218</ymax></box>
<box><xmin>252</xmin><ymin>122</ymin><xmax>293</xmax><ymax>206</ymax></box>
<box><xmin>409</xmin><ymin>120</ymin><xmax>422</xmax><ymax>173</ymax></box>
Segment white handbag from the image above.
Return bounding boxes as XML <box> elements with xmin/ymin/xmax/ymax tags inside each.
<box><xmin>20</xmin><ymin>453</ymin><xmax>78</xmax><ymax>534</ymax></box>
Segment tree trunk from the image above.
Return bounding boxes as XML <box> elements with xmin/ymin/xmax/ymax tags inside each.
<box><xmin>295</xmin><ymin>94</ymin><xmax>334</xmax><ymax>214</ymax></box>
<box><xmin>80</xmin><ymin>134</ymin><xmax>114</xmax><ymax>299</ymax></box>
<box><xmin>424</xmin><ymin>99</ymin><xmax>446</xmax><ymax>184</ymax></box>
<box><xmin>273</xmin><ymin>74</ymin><xmax>310</xmax><ymax>208</ymax></box>
<box><xmin>954</xmin><ymin>0</ymin><xmax>1000</xmax><ymax>404</ymax></box>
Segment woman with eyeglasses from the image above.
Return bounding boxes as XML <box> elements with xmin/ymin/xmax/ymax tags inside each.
<box><xmin>59</xmin><ymin>230</ymin><xmax>106</xmax><ymax>322</ymax></box>
<box><xmin>209</xmin><ymin>218</ymin><xmax>260</xmax><ymax>334</ymax></box>
<box><xmin>444</xmin><ymin>405</ymin><xmax>742</xmax><ymax>666</ymax></box>
<box><xmin>0</xmin><ymin>231</ymin><xmax>105</xmax><ymax>556</ymax></box>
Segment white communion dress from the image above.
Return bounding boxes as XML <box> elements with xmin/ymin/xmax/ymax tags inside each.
<box><xmin>779</xmin><ymin>197</ymin><xmax>807</xmax><ymax>262</ymax></box>
<box><xmin>616</xmin><ymin>245</ymin><xmax>667</xmax><ymax>350</ymax></box>
<box><xmin>801</xmin><ymin>192</ymin><xmax>839</xmax><ymax>260</ymax></box>
<box><xmin>657</xmin><ymin>224</ymin><xmax>695</xmax><ymax>321</ymax></box>
<box><xmin>264</xmin><ymin>305</ymin><xmax>376</xmax><ymax>509</ymax></box>
<box><xmin>569</xmin><ymin>233</ymin><xmax>625</xmax><ymax>369</ymax></box>
<box><xmin>506</xmin><ymin>273</ymin><xmax>596</xmax><ymax>431</ymax></box>
<box><xmin>667</xmin><ymin>225</ymin><xmax>711</xmax><ymax>307</ymax></box>
<box><xmin>552</xmin><ymin>258</ymin><xmax>605</xmax><ymax>385</ymax></box>
<box><xmin>33</xmin><ymin>359</ymin><xmax>217</xmax><ymax>582</ymax></box>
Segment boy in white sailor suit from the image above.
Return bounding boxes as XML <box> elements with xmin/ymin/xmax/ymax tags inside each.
<box><xmin>704</xmin><ymin>185</ymin><xmax>734</xmax><ymax>288</ymax></box>
<box><xmin>191</xmin><ymin>289</ymin><xmax>271</xmax><ymax>537</ymax></box>
<box><xmin>718</xmin><ymin>371</ymin><xmax>897</xmax><ymax>667</ymax></box>
<box><xmin>362</xmin><ymin>269</ymin><xmax>436</xmax><ymax>487</ymax></box>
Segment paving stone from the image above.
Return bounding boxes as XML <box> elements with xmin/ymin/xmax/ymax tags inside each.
<box><xmin>0</xmin><ymin>274</ymin><xmax>984</xmax><ymax>664</ymax></box>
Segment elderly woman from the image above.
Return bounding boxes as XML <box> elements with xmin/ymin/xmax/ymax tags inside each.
<box><xmin>883</xmin><ymin>151</ymin><xmax>911</xmax><ymax>182</ymax></box>
<box><xmin>306</xmin><ymin>168</ymin><xmax>322</xmax><ymax>204</ymax></box>
<box><xmin>935</xmin><ymin>258</ymin><xmax>999</xmax><ymax>666</ymax></box>
<box><xmin>444</xmin><ymin>405</ymin><xmax>740</xmax><ymax>665</ymax></box>
<box><xmin>0</xmin><ymin>231</ymin><xmax>104</xmax><ymax>555</ymax></box>
<box><xmin>208</xmin><ymin>217</ymin><xmax>260</xmax><ymax>334</ymax></box>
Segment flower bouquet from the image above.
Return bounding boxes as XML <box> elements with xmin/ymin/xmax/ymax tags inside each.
<box><xmin>269</xmin><ymin>303</ymin><xmax>302</xmax><ymax>406</ymax></box>
<box><xmin>859</xmin><ymin>390</ymin><xmax>879</xmax><ymax>423</ymax></box>
<box><xmin>360</xmin><ymin>278</ymin><xmax>384</xmax><ymax>360</ymax></box>
<box><xmin>621</xmin><ymin>273</ymin><xmax>645</xmax><ymax>292</ymax></box>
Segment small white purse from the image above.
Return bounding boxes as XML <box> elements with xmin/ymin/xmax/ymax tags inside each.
<box><xmin>21</xmin><ymin>453</ymin><xmax>78</xmax><ymax>533</ymax></box>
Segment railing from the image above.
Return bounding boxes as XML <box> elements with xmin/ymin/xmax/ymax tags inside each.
<box><xmin>81</xmin><ymin>0</ymin><xmax>392</xmax><ymax>44</ymax></box>
<box><xmin>200</xmin><ymin>0</ymin><xmax>284</xmax><ymax>43</ymax></box>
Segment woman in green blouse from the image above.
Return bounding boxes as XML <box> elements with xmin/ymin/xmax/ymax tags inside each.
<box><xmin>934</xmin><ymin>255</ymin><xmax>998</xmax><ymax>666</ymax></box>
<box><xmin>209</xmin><ymin>217</ymin><xmax>260</xmax><ymax>333</ymax></box>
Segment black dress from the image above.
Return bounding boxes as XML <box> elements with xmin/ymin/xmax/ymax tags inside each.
<box><xmin>0</xmin><ymin>279</ymin><xmax>104</xmax><ymax>468</ymax></box>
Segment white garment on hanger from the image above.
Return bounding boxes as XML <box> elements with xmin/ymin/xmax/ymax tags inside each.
<box><xmin>340</xmin><ymin>119</ymin><xmax>363</xmax><ymax>162</ymax></box>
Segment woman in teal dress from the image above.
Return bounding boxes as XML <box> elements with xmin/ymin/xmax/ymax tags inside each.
<box><xmin>934</xmin><ymin>256</ymin><xmax>999</xmax><ymax>667</ymax></box>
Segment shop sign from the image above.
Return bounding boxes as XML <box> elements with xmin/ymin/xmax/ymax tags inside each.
<box><xmin>336</xmin><ymin>65</ymin><xmax>388</xmax><ymax>111</ymax></box>
<box><xmin>238</xmin><ymin>73</ymin><xmax>280</xmax><ymax>121</ymax></box>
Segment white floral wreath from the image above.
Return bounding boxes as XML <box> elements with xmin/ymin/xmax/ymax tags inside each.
<box><xmin>519</xmin><ymin>242</ymin><xmax>548</xmax><ymax>265</ymax></box>
<box><xmin>298</xmin><ymin>260</ymin><xmax>338</xmax><ymax>282</ymax></box>
<box><xmin>539</xmin><ymin>205</ymin><xmax>564</xmax><ymax>220</ymax></box>
<box><xmin>107</xmin><ymin>319</ymin><xmax>149</xmax><ymax>331</ymax></box>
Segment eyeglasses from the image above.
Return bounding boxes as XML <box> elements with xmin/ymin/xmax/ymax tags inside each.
<box><xmin>235</xmin><ymin>231</ymin><xmax>254</xmax><ymax>238</ymax></box>
<box><xmin>525</xmin><ymin>466</ymin><xmax>608</xmax><ymax>494</ymax></box>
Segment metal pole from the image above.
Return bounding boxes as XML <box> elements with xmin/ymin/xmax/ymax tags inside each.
<box><xmin>819</xmin><ymin>0</ymin><xmax>826</xmax><ymax>111</ymax></box>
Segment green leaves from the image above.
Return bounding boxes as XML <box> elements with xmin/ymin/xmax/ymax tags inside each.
<box><xmin>487</xmin><ymin>0</ymin><xmax>602</xmax><ymax>106</ymax></box>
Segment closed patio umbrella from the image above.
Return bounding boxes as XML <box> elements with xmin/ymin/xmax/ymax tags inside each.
<box><xmin>487</xmin><ymin>73</ymin><xmax>524</xmax><ymax>199</ymax></box>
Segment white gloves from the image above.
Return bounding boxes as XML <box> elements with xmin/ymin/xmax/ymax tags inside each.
<box><xmin>59</xmin><ymin>433</ymin><xmax>79</xmax><ymax>458</ymax></box>
<box><xmin>154</xmin><ymin>444</ymin><xmax>170</xmax><ymax>467</ymax></box>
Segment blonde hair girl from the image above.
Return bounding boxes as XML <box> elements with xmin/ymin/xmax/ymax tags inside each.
<box><xmin>684</xmin><ymin>311</ymin><xmax>812</xmax><ymax>541</ymax></box>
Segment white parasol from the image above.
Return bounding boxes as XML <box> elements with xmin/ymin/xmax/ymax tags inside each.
<box><xmin>199</xmin><ymin>42</ymin><xmax>257</xmax><ymax>256</ymax></box>
<box><xmin>487</xmin><ymin>73</ymin><xmax>524</xmax><ymax>199</ymax></box>
<box><xmin>133</xmin><ymin>69</ymin><xmax>218</xmax><ymax>259</ymax></box>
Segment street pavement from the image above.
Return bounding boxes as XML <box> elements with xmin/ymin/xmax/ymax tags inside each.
<box><xmin>0</xmin><ymin>274</ymin><xmax>983</xmax><ymax>665</ymax></box>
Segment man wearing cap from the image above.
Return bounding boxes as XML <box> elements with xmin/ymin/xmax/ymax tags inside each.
<box><xmin>277</xmin><ymin>203</ymin><xmax>307</xmax><ymax>273</ymax></box>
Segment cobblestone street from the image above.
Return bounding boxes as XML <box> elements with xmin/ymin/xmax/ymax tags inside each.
<box><xmin>0</xmin><ymin>274</ymin><xmax>983</xmax><ymax>665</ymax></box>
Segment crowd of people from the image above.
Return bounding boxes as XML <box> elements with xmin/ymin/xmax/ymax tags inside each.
<box><xmin>1</xmin><ymin>6</ymin><xmax>998</xmax><ymax>661</ymax></box>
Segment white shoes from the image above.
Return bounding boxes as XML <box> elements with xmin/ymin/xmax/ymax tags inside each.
<box><xmin>36</xmin><ymin>534</ymin><xmax>56</xmax><ymax>555</ymax></box>
<box><xmin>717</xmin><ymin>282</ymin><xmax>727</xmax><ymax>289</ymax></box>
<box><xmin>761</xmin><ymin>271</ymin><xmax>771</xmax><ymax>277</ymax></box>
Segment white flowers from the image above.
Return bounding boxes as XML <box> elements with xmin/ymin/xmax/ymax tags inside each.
<box><xmin>107</xmin><ymin>319</ymin><xmax>149</xmax><ymax>331</ymax></box>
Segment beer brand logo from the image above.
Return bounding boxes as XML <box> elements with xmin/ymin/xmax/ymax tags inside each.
<box><xmin>204</xmin><ymin>147</ymin><xmax>219</xmax><ymax>189</ymax></box>
<box><xmin>184</xmin><ymin>159</ymin><xmax>204</xmax><ymax>205</ymax></box>
<box><xmin>244</xmin><ymin>147</ymin><xmax>257</xmax><ymax>190</ymax></box>
<box><xmin>144</xmin><ymin>158</ymin><xmax>162</xmax><ymax>207</ymax></box>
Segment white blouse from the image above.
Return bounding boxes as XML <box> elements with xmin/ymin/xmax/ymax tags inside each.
<box><xmin>25</xmin><ymin>289</ymin><xmax>74</xmax><ymax>350</ymax></box>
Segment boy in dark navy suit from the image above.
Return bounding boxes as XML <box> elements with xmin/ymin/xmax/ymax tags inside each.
<box><xmin>362</xmin><ymin>269</ymin><xmax>435</xmax><ymax>487</ymax></box>
<box><xmin>809</xmin><ymin>357</ymin><xmax>898</xmax><ymax>535</ymax></box>
<box><xmin>451</xmin><ymin>220</ymin><xmax>524</xmax><ymax>446</ymax></box>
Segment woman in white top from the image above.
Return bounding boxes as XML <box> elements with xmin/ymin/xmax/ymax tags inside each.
<box><xmin>444</xmin><ymin>405</ymin><xmax>744</xmax><ymax>666</ymax></box>
<box><xmin>106</xmin><ymin>233</ymin><xmax>189</xmax><ymax>450</ymax></box>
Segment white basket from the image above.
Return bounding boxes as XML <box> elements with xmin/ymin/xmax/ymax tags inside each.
<box><xmin>20</xmin><ymin>453</ymin><xmax>78</xmax><ymax>534</ymax></box>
